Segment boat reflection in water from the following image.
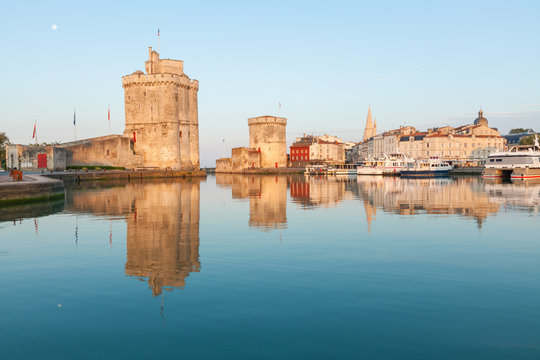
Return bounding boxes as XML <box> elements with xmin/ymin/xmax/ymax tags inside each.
<box><xmin>217</xmin><ymin>174</ymin><xmax>539</xmax><ymax>233</ymax></box>
<box><xmin>65</xmin><ymin>179</ymin><xmax>201</xmax><ymax>296</ymax></box>
<box><xmin>291</xmin><ymin>175</ymin><xmax>539</xmax><ymax>230</ymax></box>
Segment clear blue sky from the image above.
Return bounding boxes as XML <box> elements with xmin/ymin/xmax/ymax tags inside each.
<box><xmin>1</xmin><ymin>0</ymin><xmax>539</xmax><ymax>166</ymax></box>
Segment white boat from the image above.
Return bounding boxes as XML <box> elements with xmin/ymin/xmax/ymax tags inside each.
<box><xmin>329</xmin><ymin>164</ymin><xmax>357</xmax><ymax>176</ymax></box>
<box><xmin>401</xmin><ymin>157</ymin><xmax>453</xmax><ymax>178</ymax></box>
<box><xmin>357</xmin><ymin>154</ymin><xmax>410</xmax><ymax>176</ymax></box>
<box><xmin>305</xmin><ymin>163</ymin><xmax>357</xmax><ymax>176</ymax></box>
<box><xmin>482</xmin><ymin>136</ymin><xmax>540</xmax><ymax>179</ymax></box>
<box><xmin>304</xmin><ymin>164</ymin><xmax>328</xmax><ymax>175</ymax></box>
<box><xmin>357</xmin><ymin>159</ymin><xmax>384</xmax><ymax>175</ymax></box>
<box><xmin>380</xmin><ymin>153</ymin><xmax>409</xmax><ymax>175</ymax></box>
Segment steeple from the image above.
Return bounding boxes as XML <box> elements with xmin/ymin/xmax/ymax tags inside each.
<box><xmin>363</xmin><ymin>105</ymin><xmax>374</xmax><ymax>142</ymax></box>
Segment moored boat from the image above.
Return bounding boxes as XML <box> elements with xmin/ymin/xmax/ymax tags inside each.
<box><xmin>357</xmin><ymin>154</ymin><xmax>410</xmax><ymax>176</ymax></box>
<box><xmin>482</xmin><ymin>136</ymin><xmax>540</xmax><ymax>179</ymax></box>
<box><xmin>401</xmin><ymin>157</ymin><xmax>452</xmax><ymax>178</ymax></box>
<box><xmin>357</xmin><ymin>159</ymin><xmax>384</xmax><ymax>175</ymax></box>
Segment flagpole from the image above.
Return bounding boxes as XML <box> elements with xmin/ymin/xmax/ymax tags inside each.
<box><xmin>108</xmin><ymin>104</ymin><xmax>111</xmax><ymax>134</ymax></box>
<box><xmin>74</xmin><ymin>107</ymin><xmax>77</xmax><ymax>141</ymax></box>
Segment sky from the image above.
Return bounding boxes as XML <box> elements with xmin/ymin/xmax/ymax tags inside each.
<box><xmin>0</xmin><ymin>0</ymin><xmax>539</xmax><ymax>167</ymax></box>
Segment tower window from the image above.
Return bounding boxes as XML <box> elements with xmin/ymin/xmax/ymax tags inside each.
<box><xmin>180</xmin><ymin>131</ymin><xmax>182</xmax><ymax>138</ymax></box>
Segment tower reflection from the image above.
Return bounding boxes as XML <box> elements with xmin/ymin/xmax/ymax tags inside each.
<box><xmin>66</xmin><ymin>179</ymin><xmax>201</xmax><ymax>295</ymax></box>
<box><xmin>216</xmin><ymin>174</ymin><xmax>287</xmax><ymax>231</ymax></box>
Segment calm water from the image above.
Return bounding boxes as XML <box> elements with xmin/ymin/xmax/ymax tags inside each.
<box><xmin>1</xmin><ymin>175</ymin><xmax>540</xmax><ymax>359</ymax></box>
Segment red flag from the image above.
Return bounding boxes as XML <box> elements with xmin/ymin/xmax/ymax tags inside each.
<box><xmin>108</xmin><ymin>106</ymin><xmax>110</xmax><ymax>121</ymax></box>
<box><xmin>32</xmin><ymin>121</ymin><xmax>36</xmax><ymax>139</ymax></box>
<box><xmin>133</xmin><ymin>132</ymin><xmax>136</xmax><ymax>143</ymax></box>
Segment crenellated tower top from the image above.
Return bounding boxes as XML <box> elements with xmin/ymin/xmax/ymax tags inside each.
<box><xmin>248</xmin><ymin>115</ymin><xmax>287</xmax><ymax>126</ymax></box>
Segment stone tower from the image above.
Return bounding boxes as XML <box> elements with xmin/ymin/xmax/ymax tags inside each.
<box><xmin>122</xmin><ymin>47</ymin><xmax>199</xmax><ymax>170</ymax></box>
<box><xmin>363</xmin><ymin>105</ymin><xmax>376</xmax><ymax>142</ymax></box>
<box><xmin>248</xmin><ymin>115</ymin><xmax>287</xmax><ymax>168</ymax></box>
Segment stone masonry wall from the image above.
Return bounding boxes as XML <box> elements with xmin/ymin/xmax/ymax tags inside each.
<box><xmin>122</xmin><ymin>47</ymin><xmax>199</xmax><ymax>170</ymax></box>
<box><xmin>248</xmin><ymin>116</ymin><xmax>287</xmax><ymax>168</ymax></box>
<box><xmin>59</xmin><ymin>135</ymin><xmax>142</xmax><ymax>168</ymax></box>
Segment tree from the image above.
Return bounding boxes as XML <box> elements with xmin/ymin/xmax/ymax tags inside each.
<box><xmin>0</xmin><ymin>132</ymin><xmax>10</xmax><ymax>170</ymax></box>
<box><xmin>509</xmin><ymin>128</ymin><xmax>532</xmax><ymax>134</ymax></box>
<box><xmin>519</xmin><ymin>134</ymin><xmax>539</xmax><ymax>146</ymax></box>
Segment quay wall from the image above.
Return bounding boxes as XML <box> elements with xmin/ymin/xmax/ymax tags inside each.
<box><xmin>44</xmin><ymin>169</ymin><xmax>207</xmax><ymax>183</ymax></box>
<box><xmin>0</xmin><ymin>175</ymin><xmax>65</xmax><ymax>205</ymax></box>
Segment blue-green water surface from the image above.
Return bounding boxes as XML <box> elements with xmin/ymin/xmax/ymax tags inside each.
<box><xmin>1</xmin><ymin>175</ymin><xmax>540</xmax><ymax>359</ymax></box>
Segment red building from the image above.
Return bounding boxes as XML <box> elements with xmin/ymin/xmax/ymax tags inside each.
<box><xmin>290</xmin><ymin>143</ymin><xmax>310</xmax><ymax>167</ymax></box>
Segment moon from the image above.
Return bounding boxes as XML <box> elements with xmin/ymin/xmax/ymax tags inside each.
<box><xmin>51</xmin><ymin>24</ymin><xmax>58</xmax><ymax>30</ymax></box>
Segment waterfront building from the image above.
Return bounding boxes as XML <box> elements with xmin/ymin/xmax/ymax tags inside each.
<box><xmin>289</xmin><ymin>134</ymin><xmax>345</xmax><ymax>167</ymax></box>
<box><xmin>6</xmin><ymin>47</ymin><xmax>200</xmax><ymax>171</ymax></box>
<box><xmin>122</xmin><ymin>47</ymin><xmax>200</xmax><ymax>170</ymax></box>
<box><xmin>398</xmin><ymin>110</ymin><xmax>505</xmax><ymax>160</ymax></box>
<box><xmin>216</xmin><ymin>116</ymin><xmax>287</xmax><ymax>172</ymax></box>
<box><xmin>344</xmin><ymin>141</ymin><xmax>357</xmax><ymax>163</ymax></box>
<box><xmin>351</xmin><ymin>126</ymin><xmax>416</xmax><ymax>162</ymax></box>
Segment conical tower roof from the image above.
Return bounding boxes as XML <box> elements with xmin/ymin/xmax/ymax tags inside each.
<box><xmin>365</xmin><ymin>105</ymin><xmax>373</xmax><ymax>130</ymax></box>
<box><xmin>363</xmin><ymin>105</ymin><xmax>374</xmax><ymax>141</ymax></box>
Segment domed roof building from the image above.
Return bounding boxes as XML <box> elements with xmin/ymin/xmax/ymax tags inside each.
<box><xmin>474</xmin><ymin>109</ymin><xmax>488</xmax><ymax>126</ymax></box>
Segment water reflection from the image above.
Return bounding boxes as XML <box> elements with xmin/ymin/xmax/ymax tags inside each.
<box><xmin>0</xmin><ymin>198</ymin><xmax>64</xmax><ymax>222</ymax></box>
<box><xmin>65</xmin><ymin>179</ymin><xmax>201</xmax><ymax>296</ymax></box>
<box><xmin>218</xmin><ymin>174</ymin><xmax>540</xmax><ymax>232</ymax></box>
<box><xmin>216</xmin><ymin>174</ymin><xmax>287</xmax><ymax>231</ymax></box>
<box><xmin>354</xmin><ymin>177</ymin><xmax>501</xmax><ymax>229</ymax></box>
<box><xmin>290</xmin><ymin>176</ymin><xmax>357</xmax><ymax>208</ymax></box>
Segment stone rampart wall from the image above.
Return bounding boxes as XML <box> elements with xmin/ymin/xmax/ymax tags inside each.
<box><xmin>61</xmin><ymin>135</ymin><xmax>142</xmax><ymax>168</ymax></box>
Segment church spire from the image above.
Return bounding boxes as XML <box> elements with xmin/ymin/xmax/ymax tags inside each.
<box><xmin>363</xmin><ymin>105</ymin><xmax>374</xmax><ymax>142</ymax></box>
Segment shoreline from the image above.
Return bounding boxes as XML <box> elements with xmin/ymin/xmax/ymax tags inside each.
<box><xmin>0</xmin><ymin>169</ymin><xmax>207</xmax><ymax>205</ymax></box>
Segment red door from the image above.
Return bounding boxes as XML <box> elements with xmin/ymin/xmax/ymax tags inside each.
<box><xmin>37</xmin><ymin>154</ymin><xmax>47</xmax><ymax>168</ymax></box>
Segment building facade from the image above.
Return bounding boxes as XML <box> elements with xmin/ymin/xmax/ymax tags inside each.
<box><xmin>6</xmin><ymin>48</ymin><xmax>200</xmax><ymax>172</ymax></box>
<box><xmin>123</xmin><ymin>47</ymin><xmax>200</xmax><ymax>170</ymax></box>
<box><xmin>398</xmin><ymin>110</ymin><xmax>505</xmax><ymax>160</ymax></box>
<box><xmin>216</xmin><ymin>115</ymin><xmax>287</xmax><ymax>172</ymax></box>
<box><xmin>289</xmin><ymin>134</ymin><xmax>345</xmax><ymax>166</ymax></box>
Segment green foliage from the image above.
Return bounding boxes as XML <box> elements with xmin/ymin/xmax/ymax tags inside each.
<box><xmin>27</xmin><ymin>141</ymin><xmax>60</xmax><ymax>146</ymax></box>
<box><xmin>0</xmin><ymin>132</ymin><xmax>10</xmax><ymax>170</ymax></box>
<box><xmin>519</xmin><ymin>134</ymin><xmax>539</xmax><ymax>145</ymax></box>
<box><xmin>67</xmin><ymin>165</ymin><xmax>126</xmax><ymax>170</ymax></box>
<box><xmin>509</xmin><ymin>128</ymin><xmax>533</xmax><ymax>134</ymax></box>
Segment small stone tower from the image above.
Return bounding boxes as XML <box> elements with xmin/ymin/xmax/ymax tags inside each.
<box><xmin>248</xmin><ymin>115</ymin><xmax>287</xmax><ymax>168</ymax></box>
<box><xmin>122</xmin><ymin>47</ymin><xmax>199</xmax><ymax>170</ymax></box>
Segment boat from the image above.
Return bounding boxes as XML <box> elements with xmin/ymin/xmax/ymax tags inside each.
<box><xmin>482</xmin><ymin>136</ymin><xmax>540</xmax><ymax>180</ymax></box>
<box><xmin>401</xmin><ymin>157</ymin><xmax>452</xmax><ymax>178</ymax></box>
<box><xmin>357</xmin><ymin>154</ymin><xmax>410</xmax><ymax>176</ymax></box>
<box><xmin>357</xmin><ymin>159</ymin><xmax>384</xmax><ymax>175</ymax></box>
<box><xmin>329</xmin><ymin>164</ymin><xmax>357</xmax><ymax>176</ymax></box>
<box><xmin>304</xmin><ymin>164</ymin><xmax>328</xmax><ymax>175</ymax></box>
